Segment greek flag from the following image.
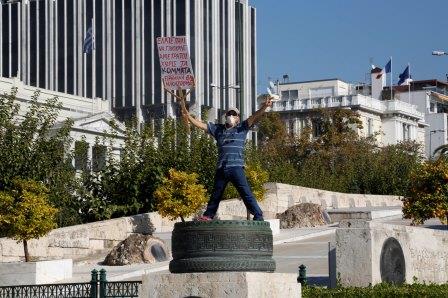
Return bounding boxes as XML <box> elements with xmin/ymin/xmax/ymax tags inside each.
<box><xmin>83</xmin><ymin>24</ymin><xmax>94</xmax><ymax>54</ymax></box>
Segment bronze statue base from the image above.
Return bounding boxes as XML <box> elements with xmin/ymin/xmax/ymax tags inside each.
<box><xmin>169</xmin><ymin>220</ymin><xmax>276</xmax><ymax>273</ymax></box>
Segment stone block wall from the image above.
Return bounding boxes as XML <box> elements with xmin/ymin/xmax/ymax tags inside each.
<box><xmin>336</xmin><ymin>220</ymin><xmax>448</xmax><ymax>286</ymax></box>
<box><xmin>0</xmin><ymin>213</ymin><xmax>156</xmax><ymax>262</ymax></box>
<box><xmin>218</xmin><ymin>183</ymin><xmax>402</xmax><ymax>220</ymax></box>
<box><xmin>0</xmin><ymin>183</ymin><xmax>402</xmax><ymax>262</ymax></box>
<box><xmin>260</xmin><ymin>183</ymin><xmax>402</xmax><ymax>218</ymax></box>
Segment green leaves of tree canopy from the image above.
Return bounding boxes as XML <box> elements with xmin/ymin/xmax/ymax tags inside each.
<box><xmin>0</xmin><ymin>179</ymin><xmax>58</xmax><ymax>262</ymax></box>
<box><xmin>0</xmin><ymin>88</ymin><xmax>78</xmax><ymax>228</ymax></box>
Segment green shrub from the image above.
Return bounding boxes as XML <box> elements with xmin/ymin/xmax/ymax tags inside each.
<box><xmin>153</xmin><ymin>169</ymin><xmax>208</xmax><ymax>222</ymax></box>
<box><xmin>0</xmin><ymin>88</ymin><xmax>79</xmax><ymax>227</ymax></box>
<box><xmin>222</xmin><ymin>162</ymin><xmax>269</xmax><ymax>202</ymax></box>
<box><xmin>303</xmin><ymin>282</ymin><xmax>448</xmax><ymax>298</ymax></box>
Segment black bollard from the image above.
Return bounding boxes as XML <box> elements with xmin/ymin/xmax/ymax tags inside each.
<box><xmin>297</xmin><ymin>264</ymin><xmax>307</xmax><ymax>286</ymax></box>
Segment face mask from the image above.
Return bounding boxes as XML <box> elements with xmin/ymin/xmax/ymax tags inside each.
<box><xmin>226</xmin><ymin>116</ymin><xmax>237</xmax><ymax>126</ymax></box>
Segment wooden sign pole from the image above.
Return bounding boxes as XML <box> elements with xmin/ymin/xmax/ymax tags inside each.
<box><xmin>163</xmin><ymin>85</ymin><xmax>193</xmax><ymax>133</ymax></box>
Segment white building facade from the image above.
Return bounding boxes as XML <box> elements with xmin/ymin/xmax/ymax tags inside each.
<box><xmin>269</xmin><ymin>72</ymin><xmax>426</xmax><ymax>149</ymax></box>
<box><xmin>394</xmin><ymin>80</ymin><xmax>448</xmax><ymax>158</ymax></box>
<box><xmin>0</xmin><ymin>76</ymin><xmax>125</xmax><ymax>171</ymax></box>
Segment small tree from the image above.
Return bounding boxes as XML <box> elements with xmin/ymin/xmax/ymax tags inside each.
<box><xmin>403</xmin><ymin>157</ymin><xmax>448</xmax><ymax>225</ymax></box>
<box><xmin>0</xmin><ymin>88</ymin><xmax>78</xmax><ymax>227</ymax></box>
<box><xmin>153</xmin><ymin>169</ymin><xmax>208</xmax><ymax>222</ymax></box>
<box><xmin>0</xmin><ymin>179</ymin><xmax>58</xmax><ymax>262</ymax></box>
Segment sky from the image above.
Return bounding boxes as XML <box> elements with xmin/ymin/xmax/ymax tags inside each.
<box><xmin>251</xmin><ymin>0</ymin><xmax>448</xmax><ymax>91</ymax></box>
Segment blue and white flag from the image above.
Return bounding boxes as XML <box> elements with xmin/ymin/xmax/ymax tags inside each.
<box><xmin>398</xmin><ymin>66</ymin><xmax>411</xmax><ymax>86</ymax></box>
<box><xmin>384</xmin><ymin>59</ymin><xmax>391</xmax><ymax>74</ymax></box>
<box><xmin>83</xmin><ymin>24</ymin><xmax>94</xmax><ymax>54</ymax></box>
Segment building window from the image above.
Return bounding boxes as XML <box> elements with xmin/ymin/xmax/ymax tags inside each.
<box><xmin>310</xmin><ymin>87</ymin><xmax>334</xmax><ymax>98</ymax></box>
<box><xmin>74</xmin><ymin>141</ymin><xmax>89</xmax><ymax>171</ymax></box>
<box><xmin>312</xmin><ymin>119</ymin><xmax>323</xmax><ymax>138</ymax></box>
<box><xmin>92</xmin><ymin>145</ymin><xmax>107</xmax><ymax>172</ymax></box>
<box><xmin>281</xmin><ymin>91</ymin><xmax>290</xmax><ymax>101</ymax></box>
<box><xmin>290</xmin><ymin>90</ymin><xmax>299</xmax><ymax>100</ymax></box>
<box><xmin>367</xmin><ymin>118</ymin><xmax>373</xmax><ymax>136</ymax></box>
<box><xmin>289</xmin><ymin>119</ymin><xmax>295</xmax><ymax>136</ymax></box>
<box><xmin>402</xmin><ymin>123</ymin><xmax>411</xmax><ymax>141</ymax></box>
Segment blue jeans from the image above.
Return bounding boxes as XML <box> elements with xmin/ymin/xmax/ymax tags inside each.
<box><xmin>204</xmin><ymin>166</ymin><xmax>264</xmax><ymax>219</ymax></box>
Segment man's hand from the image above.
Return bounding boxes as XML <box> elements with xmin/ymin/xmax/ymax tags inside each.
<box><xmin>261</xmin><ymin>95</ymin><xmax>274</xmax><ymax>111</ymax></box>
<box><xmin>180</xmin><ymin>101</ymin><xmax>208</xmax><ymax>132</ymax></box>
<box><xmin>246</xmin><ymin>95</ymin><xmax>274</xmax><ymax>127</ymax></box>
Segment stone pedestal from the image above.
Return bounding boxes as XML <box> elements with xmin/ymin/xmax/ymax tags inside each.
<box><xmin>139</xmin><ymin>272</ymin><xmax>301</xmax><ymax>298</ymax></box>
<box><xmin>170</xmin><ymin>220</ymin><xmax>275</xmax><ymax>273</ymax></box>
<box><xmin>336</xmin><ymin>219</ymin><xmax>448</xmax><ymax>286</ymax></box>
<box><xmin>0</xmin><ymin>259</ymin><xmax>72</xmax><ymax>286</ymax></box>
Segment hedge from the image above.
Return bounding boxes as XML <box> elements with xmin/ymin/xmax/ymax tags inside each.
<box><xmin>303</xmin><ymin>283</ymin><xmax>448</xmax><ymax>298</ymax></box>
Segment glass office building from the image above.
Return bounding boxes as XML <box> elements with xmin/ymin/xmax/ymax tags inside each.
<box><xmin>0</xmin><ymin>0</ymin><xmax>256</xmax><ymax>121</ymax></box>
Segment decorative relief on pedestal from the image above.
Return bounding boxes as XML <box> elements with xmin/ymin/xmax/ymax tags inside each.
<box><xmin>380</xmin><ymin>237</ymin><xmax>406</xmax><ymax>284</ymax></box>
<box><xmin>169</xmin><ymin>220</ymin><xmax>276</xmax><ymax>273</ymax></box>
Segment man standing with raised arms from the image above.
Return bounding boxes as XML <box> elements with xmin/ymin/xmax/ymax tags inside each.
<box><xmin>181</xmin><ymin>96</ymin><xmax>273</xmax><ymax>221</ymax></box>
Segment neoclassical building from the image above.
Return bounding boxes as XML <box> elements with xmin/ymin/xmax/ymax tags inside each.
<box><xmin>267</xmin><ymin>69</ymin><xmax>427</xmax><ymax>150</ymax></box>
<box><xmin>0</xmin><ymin>76</ymin><xmax>125</xmax><ymax>171</ymax></box>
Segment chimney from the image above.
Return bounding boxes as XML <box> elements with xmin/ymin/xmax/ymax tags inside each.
<box><xmin>371</xmin><ymin>67</ymin><xmax>385</xmax><ymax>100</ymax></box>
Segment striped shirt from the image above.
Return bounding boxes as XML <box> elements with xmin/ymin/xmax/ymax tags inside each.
<box><xmin>207</xmin><ymin>120</ymin><xmax>251</xmax><ymax>168</ymax></box>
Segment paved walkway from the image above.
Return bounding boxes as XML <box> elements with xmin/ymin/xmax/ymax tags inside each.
<box><xmin>58</xmin><ymin>224</ymin><xmax>338</xmax><ymax>283</ymax></box>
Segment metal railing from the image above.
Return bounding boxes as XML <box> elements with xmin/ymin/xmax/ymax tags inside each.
<box><xmin>0</xmin><ymin>283</ymin><xmax>93</xmax><ymax>298</ymax></box>
<box><xmin>0</xmin><ymin>269</ymin><xmax>141</xmax><ymax>298</ymax></box>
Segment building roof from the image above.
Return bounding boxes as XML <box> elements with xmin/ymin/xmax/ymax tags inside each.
<box><xmin>279</xmin><ymin>78</ymin><xmax>346</xmax><ymax>85</ymax></box>
<box><xmin>393</xmin><ymin>79</ymin><xmax>448</xmax><ymax>92</ymax></box>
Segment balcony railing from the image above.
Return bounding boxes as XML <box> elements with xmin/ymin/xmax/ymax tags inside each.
<box><xmin>271</xmin><ymin>94</ymin><xmax>424</xmax><ymax>119</ymax></box>
<box><xmin>383</xmin><ymin>100</ymin><xmax>424</xmax><ymax>119</ymax></box>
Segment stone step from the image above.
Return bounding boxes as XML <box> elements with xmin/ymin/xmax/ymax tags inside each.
<box><xmin>327</xmin><ymin>207</ymin><xmax>402</xmax><ymax>222</ymax></box>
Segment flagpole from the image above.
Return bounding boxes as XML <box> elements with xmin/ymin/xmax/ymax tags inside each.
<box><xmin>408</xmin><ymin>63</ymin><xmax>411</xmax><ymax>104</ymax></box>
<box><xmin>390</xmin><ymin>56</ymin><xmax>393</xmax><ymax>100</ymax></box>
<box><xmin>92</xmin><ymin>17</ymin><xmax>96</xmax><ymax>111</ymax></box>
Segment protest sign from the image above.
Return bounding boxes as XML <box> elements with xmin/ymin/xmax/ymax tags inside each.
<box><xmin>156</xmin><ymin>36</ymin><xmax>195</xmax><ymax>91</ymax></box>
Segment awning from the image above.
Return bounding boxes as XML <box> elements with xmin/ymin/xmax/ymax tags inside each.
<box><xmin>430</xmin><ymin>91</ymin><xmax>448</xmax><ymax>102</ymax></box>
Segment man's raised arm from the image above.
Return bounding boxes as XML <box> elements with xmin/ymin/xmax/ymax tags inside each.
<box><xmin>246</xmin><ymin>95</ymin><xmax>273</xmax><ymax>128</ymax></box>
<box><xmin>181</xmin><ymin>102</ymin><xmax>208</xmax><ymax>132</ymax></box>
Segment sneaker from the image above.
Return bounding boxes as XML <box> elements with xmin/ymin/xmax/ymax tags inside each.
<box><xmin>253</xmin><ymin>217</ymin><xmax>264</xmax><ymax>221</ymax></box>
<box><xmin>196</xmin><ymin>215</ymin><xmax>212</xmax><ymax>222</ymax></box>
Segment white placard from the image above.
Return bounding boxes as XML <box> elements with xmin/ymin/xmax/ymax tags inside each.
<box><xmin>156</xmin><ymin>36</ymin><xmax>195</xmax><ymax>91</ymax></box>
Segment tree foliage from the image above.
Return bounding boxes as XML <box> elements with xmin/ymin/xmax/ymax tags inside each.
<box><xmin>0</xmin><ymin>88</ymin><xmax>79</xmax><ymax>227</ymax></box>
<box><xmin>255</xmin><ymin>108</ymin><xmax>422</xmax><ymax>195</ymax></box>
<box><xmin>403</xmin><ymin>156</ymin><xmax>448</xmax><ymax>225</ymax></box>
<box><xmin>0</xmin><ymin>179</ymin><xmax>58</xmax><ymax>261</ymax></box>
<box><xmin>76</xmin><ymin>118</ymin><xmax>218</xmax><ymax>221</ymax></box>
<box><xmin>153</xmin><ymin>168</ymin><xmax>208</xmax><ymax>221</ymax></box>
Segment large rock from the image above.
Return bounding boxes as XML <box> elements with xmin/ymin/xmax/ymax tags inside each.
<box><xmin>103</xmin><ymin>234</ymin><xmax>169</xmax><ymax>266</ymax></box>
<box><xmin>276</xmin><ymin>203</ymin><xmax>327</xmax><ymax>229</ymax></box>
